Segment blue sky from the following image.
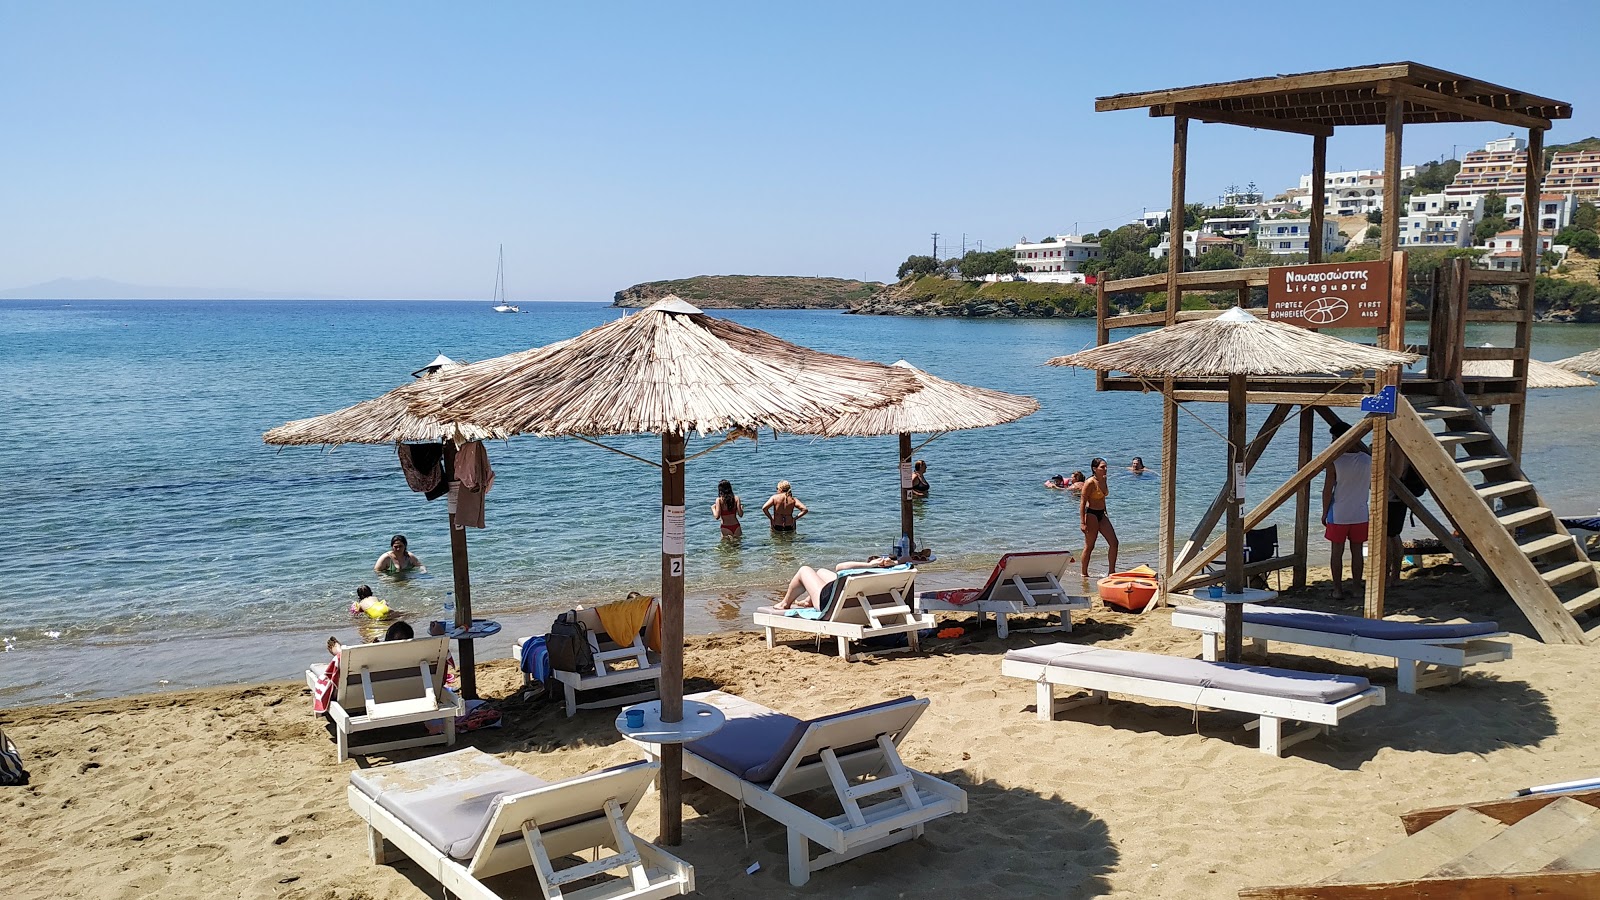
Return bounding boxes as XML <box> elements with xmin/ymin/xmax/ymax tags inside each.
<box><xmin>2</xmin><ymin>2</ymin><xmax>1597</xmax><ymax>301</ymax></box>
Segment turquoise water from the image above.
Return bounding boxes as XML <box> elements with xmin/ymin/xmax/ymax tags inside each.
<box><xmin>3</xmin><ymin>299</ymin><xmax>1598</xmax><ymax>706</ymax></box>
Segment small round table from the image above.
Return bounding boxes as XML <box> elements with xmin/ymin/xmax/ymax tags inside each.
<box><xmin>1186</xmin><ymin>588</ymin><xmax>1277</xmax><ymax>663</ymax></box>
<box><xmin>615</xmin><ymin>699</ymin><xmax>726</xmax><ymax>744</ymax></box>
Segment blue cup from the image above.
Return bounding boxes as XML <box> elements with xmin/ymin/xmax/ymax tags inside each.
<box><xmin>625</xmin><ymin>709</ymin><xmax>645</xmax><ymax>728</ymax></box>
<box><xmin>1208</xmin><ymin>584</ymin><xmax>1223</xmax><ymax>599</ymax></box>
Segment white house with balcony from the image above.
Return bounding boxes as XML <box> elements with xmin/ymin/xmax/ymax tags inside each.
<box><xmin>1011</xmin><ymin>235</ymin><xmax>1102</xmax><ymax>279</ymax></box>
<box><xmin>1506</xmin><ymin>193</ymin><xmax>1575</xmax><ymax>233</ymax></box>
<box><xmin>1476</xmin><ymin>230</ymin><xmax>1561</xmax><ymax>272</ymax></box>
<box><xmin>1399</xmin><ymin>192</ymin><xmax>1480</xmax><ymax>248</ymax></box>
<box><xmin>1293</xmin><ymin>167</ymin><xmax>1413</xmax><ymax>215</ymax></box>
<box><xmin>1256</xmin><ymin>219</ymin><xmax>1344</xmax><ymax>256</ymax></box>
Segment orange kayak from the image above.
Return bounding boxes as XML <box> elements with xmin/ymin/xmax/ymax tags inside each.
<box><xmin>1098</xmin><ymin>568</ymin><xmax>1159</xmax><ymax>612</ymax></box>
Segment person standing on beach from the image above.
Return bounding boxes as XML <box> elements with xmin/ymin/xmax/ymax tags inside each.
<box><xmin>1079</xmin><ymin>458</ymin><xmax>1118</xmax><ymax>577</ymax></box>
<box><xmin>910</xmin><ymin>459</ymin><xmax>930</xmax><ymax>498</ymax></box>
<box><xmin>374</xmin><ymin>534</ymin><xmax>423</xmax><ymax>574</ymax></box>
<box><xmin>762</xmin><ymin>480</ymin><xmax>808</xmax><ymax>533</ymax></box>
<box><xmin>711</xmin><ymin>479</ymin><xmax>744</xmax><ymax>539</ymax></box>
<box><xmin>1321</xmin><ymin>421</ymin><xmax>1372</xmax><ymax>600</ymax></box>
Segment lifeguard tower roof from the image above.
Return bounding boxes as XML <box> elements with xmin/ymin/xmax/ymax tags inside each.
<box><xmin>1096</xmin><ymin>61</ymin><xmax>1571</xmax><ymax>134</ymax></box>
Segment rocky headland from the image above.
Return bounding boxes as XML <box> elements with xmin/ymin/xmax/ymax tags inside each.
<box><xmin>612</xmin><ymin>275</ymin><xmax>881</xmax><ymax>309</ymax></box>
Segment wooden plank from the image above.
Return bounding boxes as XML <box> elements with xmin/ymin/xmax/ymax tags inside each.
<box><xmin>1402</xmin><ymin>790</ymin><xmax>1600</xmax><ymax>835</ymax></box>
<box><xmin>1377</xmin><ymin>81</ymin><xmax>1553</xmax><ymax>131</ymax></box>
<box><xmin>1366</xmin><ymin>412</ymin><xmax>1391</xmax><ymax>619</ymax></box>
<box><xmin>1095</xmin><ymin>277</ymin><xmax>1108</xmax><ymax>393</ymax></box>
<box><xmin>1382</xmin><ymin>97</ymin><xmax>1404</xmax><ymax>257</ymax></box>
<box><xmin>1466</xmin><ymin>270</ymin><xmax>1532</xmax><ymax>286</ymax></box>
<box><xmin>1170</xmin><ymin>418</ymin><xmax>1375</xmax><ymax>590</ymax></box>
<box><xmin>1393</xmin><ymin>481</ymin><xmax>1492</xmax><ymax>586</ymax></box>
<box><xmin>1094</xmin><ymin>63</ymin><xmax>1417</xmax><ymax>112</ymax></box>
<box><xmin>1157</xmin><ymin>378</ymin><xmax>1178</xmax><ymax>609</ymax></box>
<box><xmin>1294</xmin><ymin>407</ymin><xmax>1313</xmax><ymax>589</ymax></box>
<box><xmin>1387</xmin><ymin>397</ymin><xmax>1589</xmax><ymax>643</ymax></box>
<box><xmin>1169</xmin><ymin>115</ymin><xmax>1187</xmax><ymax>326</ymax></box>
<box><xmin>1172</xmin><ymin>390</ymin><xmax>1366</xmax><ymax>407</ymax></box>
<box><xmin>1310</xmin><ymin>134</ymin><xmax>1328</xmax><ymax>264</ymax></box>
<box><xmin>1103</xmin><ymin>266</ymin><xmax>1274</xmax><ymax>295</ymax></box>
<box><xmin>1238</xmin><ymin>870</ymin><xmax>1600</xmax><ymax>899</ymax></box>
<box><xmin>1548</xmin><ymin>831</ymin><xmax>1600</xmax><ymax>871</ymax></box>
<box><xmin>1154</xmin><ymin>102</ymin><xmax>1335</xmax><ymax>137</ymax></box>
<box><xmin>1106</xmin><ymin>311</ymin><xmax>1168</xmax><ymax>328</ymax></box>
<box><xmin>1326</xmin><ymin>809</ymin><xmax>1506</xmax><ymax>885</ymax></box>
<box><xmin>1509</xmin><ymin>125</ymin><xmax>1544</xmax><ymax>467</ymax></box>
<box><xmin>1462</xmin><ymin>346</ymin><xmax>1527</xmax><ymax>361</ymax></box>
<box><xmin>1428</xmin><ymin>798</ymin><xmax>1600</xmax><ymax>877</ymax></box>
<box><xmin>1461</xmin><ymin>309</ymin><xmax>1528</xmax><ymax>323</ymax></box>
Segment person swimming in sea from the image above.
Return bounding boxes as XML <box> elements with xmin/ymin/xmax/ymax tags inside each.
<box><xmin>1045</xmin><ymin>471</ymin><xmax>1086</xmax><ymax>491</ymax></box>
<box><xmin>1129</xmin><ymin>456</ymin><xmax>1148</xmax><ymax>475</ymax></box>
<box><xmin>374</xmin><ymin>534</ymin><xmax>424</xmax><ymax>575</ymax></box>
<box><xmin>910</xmin><ymin>459</ymin><xmax>930</xmax><ymax>498</ymax></box>
<box><xmin>350</xmin><ymin>584</ymin><xmax>391</xmax><ymax>619</ymax></box>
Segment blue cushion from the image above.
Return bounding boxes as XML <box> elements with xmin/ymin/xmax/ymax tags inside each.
<box><xmin>1006</xmin><ymin>644</ymin><xmax>1370</xmax><ymax>704</ymax></box>
<box><xmin>686</xmin><ymin>693</ymin><xmax>919</xmax><ymax>784</ymax></box>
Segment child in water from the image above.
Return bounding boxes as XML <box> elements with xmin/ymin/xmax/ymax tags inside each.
<box><xmin>350</xmin><ymin>585</ymin><xmax>391</xmax><ymax>619</ymax></box>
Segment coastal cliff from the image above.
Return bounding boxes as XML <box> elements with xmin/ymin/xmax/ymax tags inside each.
<box><xmin>612</xmin><ymin>275</ymin><xmax>881</xmax><ymax>309</ymax></box>
<box><xmin>851</xmin><ymin>276</ymin><xmax>1100</xmax><ymax>318</ymax></box>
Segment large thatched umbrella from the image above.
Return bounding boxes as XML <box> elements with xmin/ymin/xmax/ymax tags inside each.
<box><xmin>1552</xmin><ymin>348</ymin><xmax>1600</xmax><ymax>376</ymax></box>
<box><xmin>407</xmin><ymin>296</ymin><xmax>917</xmax><ymax>842</ymax></box>
<box><xmin>1462</xmin><ymin>358</ymin><xmax>1595</xmax><ymax>389</ymax></box>
<box><xmin>1049</xmin><ymin>307</ymin><xmax>1418</xmax><ymax>661</ymax></box>
<box><xmin>791</xmin><ymin>359</ymin><xmax>1039</xmax><ymax>552</ymax></box>
<box><xmin>265</xmin><ymin>356</ymin><xmax>507</xmax><ymax>698</ymax></box>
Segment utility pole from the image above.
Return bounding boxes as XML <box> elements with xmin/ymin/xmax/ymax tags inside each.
<box><xmin>977</xmin><ymin>240</ymin><xmax>984</xmax><ymax>253</ymax></box>
<box><xmin>931</xmin><ymin>233</ymin><xmax>939</xmax><ymax>260</ymax></box>
<box><xmin>962</xmin><ymin>233</ymin><xmax>967</xmax><ymax>256</ymax></box>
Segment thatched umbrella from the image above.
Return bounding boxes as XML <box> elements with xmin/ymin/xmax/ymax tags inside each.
<box><xmin>1462</xmin><ymin>358</ymin><xmax>1595</xmax><ymax>389</ymax></box>
<box><xmin>1048</xmin><ymin>307</ymin><xmax>1418</xmax><ymax>661</ymax></box>
<box><xmin>407</xmin><ymin>296</ymin><xmax>917</xmax><ymax>843</ymax></box>
<box><xmin>791</xmin><ymin>359</ymin><xmax>1039</xmax><ymax>552</ymax></box>
<box><xmin>1552</xmin><ymin>348</ymin><xmax>1600</xmax><ymax>376</ymax></box>
<box><xmin>265</xmin><ymin>356</ymin><xmax>507</xmax><ymax>698</ymax></box>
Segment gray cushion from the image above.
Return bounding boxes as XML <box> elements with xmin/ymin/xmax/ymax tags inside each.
<box><xmin>685</xmin><ymin>693</ymin><xmax>918</xmax><ymax>785</ymax></box>
<box><xmin>350</xmin><ymin>748</ymin><xmax>547</xmax><ymax>860</ymax></box>
<box><xmin>1177</xmin><ymin>605</ymin><xmax>1499</xmax><ymax>640</ymax></box>
<box><xmin>1006</xmin><ymin>644</ymin><xmax>1369</xmax><ymax>704</ymax></box>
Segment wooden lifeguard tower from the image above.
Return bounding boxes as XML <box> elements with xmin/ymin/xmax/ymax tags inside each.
<box><xmin>1091</xmin><ymin>62</ymin><xmax>1598</xmax><ymax>645</ymax></box>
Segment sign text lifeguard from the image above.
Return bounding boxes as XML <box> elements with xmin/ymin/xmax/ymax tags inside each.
<box><xmin>1266</xmin><ymin>261</ymin><xmax>1391</xmax><ymax>329</ymax></box>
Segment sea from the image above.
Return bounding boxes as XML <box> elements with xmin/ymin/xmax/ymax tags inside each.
<box><xmin>4</xmin><ymin>298</ymin><xmax>1598</xmax><ymax>708</ymax></box>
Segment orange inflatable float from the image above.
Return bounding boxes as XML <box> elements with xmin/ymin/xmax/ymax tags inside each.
<box><xmin>1098</xmin><ymin>565</ymin><xmax>1159</xmax><ymax>612</ymax></box>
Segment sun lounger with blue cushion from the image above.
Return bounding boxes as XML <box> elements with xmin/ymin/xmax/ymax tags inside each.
<box><xmin>626</xmin><ymin>690</ymin><xmax>965</xmax><ymax>886</ymax></box>
<box><xmin>348</xmin><ymin>747</ymin><xmax>693</xmax><ymax>900</ymax></box>
<box><xmin>1001</xmin><ymin>644</ymin><xmax>1385</xmax><ymax>757</ymax></box>
<box><xmin>1170</xmin><ymin>604</ymin><xmax>1511</xmax><ymax>693</ymax></box>
<box><xmin>753</xmin><ymin>566</ymin><xmax>931</xmax><ymax>661</ymax></box>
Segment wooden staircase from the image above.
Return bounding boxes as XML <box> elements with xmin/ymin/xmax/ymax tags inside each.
<box><xmin>1240</xmin><ymin>790</ymin><xmax>1600</xmax><ymax>898</ymax></box>
<box><xmin>1386</xmin><ymin>385</ymin><xmax>1600</xmax><ymax>645</ymax></box>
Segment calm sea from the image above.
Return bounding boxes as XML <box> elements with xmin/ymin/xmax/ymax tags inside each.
<box><xmin>3</xmin><ymin>299</ymin><xmax>1598</xmax><ymax>707</ymax></box>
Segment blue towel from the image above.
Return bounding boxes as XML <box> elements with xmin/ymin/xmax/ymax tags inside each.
<box><xmin>1561</xmin><ymin>517</ymin><xmax>1600</xmax><ymax>532</ymax></box>
<box><xmin>784</xmin><ymin>608</ymin><xmax>823</xmax><ymax>620</ymax></box>
<box><xmin>519</xmin><ymin>635</ymin><xmax>552</xmax><ymax>685</ymax></box>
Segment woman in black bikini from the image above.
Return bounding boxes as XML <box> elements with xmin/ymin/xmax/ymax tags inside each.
<box><xmin>1079</xmin><ymin>457</ymin><xmax>1119</xmax><ymax>577</ymax></box>
<box><xmin>910</xmin><ymin>459</ymin><xmax>930</xmax><ymax>498</ymax></box>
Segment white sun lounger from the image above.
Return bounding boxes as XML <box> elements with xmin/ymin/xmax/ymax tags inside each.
<box><xmin>349</xmin><ymin>747</ymin><xmax>694</xmax><ymax>900</ymax></box>
<box><xmin>304</xmin><ymin>636</ymin><xmax>464</xmax><ymax>762</ymax></box>
<box><xmin>915</xmin><ymin>550</ymin><xmax>1089</xmax><ymax>638</ymax></box>
<box><xmin>628</xmin><ymin>690</ymin><xmax>966</xmax><ymax>887</ymax></box>
<box><xmin>753</xmin><ymin>567</ymin><xmax>932</xmax><ymax>661</ymax></box>
<box><xmin>1170</xmin><ymin>604</ymin><xmax>1512</xmax><ymax>694</ymax></box>
<box><xmin>513</xmin><ymin>598</ymin><xmax>663</xmax><ymax>716</ymax></box>
<box><xmin>1001</xmin><ymin>643</ymin><xmax>1386</xmax><ymax>757</ymax></box>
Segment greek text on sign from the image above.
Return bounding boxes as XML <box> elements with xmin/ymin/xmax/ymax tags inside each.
<box><xmin>662</xmin><ymin>505</ymin><xmax>686</xmax><ymax>555</ymax></box>
<box><xmin>1266</xmin><ymin>261</ymin><xmax>1391</xmax><ymax>329</ymax></box>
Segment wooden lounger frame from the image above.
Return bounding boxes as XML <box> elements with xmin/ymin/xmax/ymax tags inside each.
<box><xmin>754</xmin><ymin>569</ymin><xmax>932</xmax><ymax>661</ymax></box>
<box><xmin>305</xmin><ymin>636</ymin><xmax>463</xmax><ymax>762</ymax></box>
<box><xmin>915</xmin><ymin>551</ymin><xmax>1091</xmax><ymax>638</ymax></box>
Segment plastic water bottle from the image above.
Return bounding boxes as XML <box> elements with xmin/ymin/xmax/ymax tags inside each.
<box><xmin>443</xmin><ymin>590</ymin><xmax>456</xmax><ymax>621</ymax></box>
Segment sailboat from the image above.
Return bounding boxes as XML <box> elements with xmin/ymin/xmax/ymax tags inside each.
<box><xmin>489</xmin><ymin>245</ymin><xmax>520</xmax><ymax>313</ymax></box>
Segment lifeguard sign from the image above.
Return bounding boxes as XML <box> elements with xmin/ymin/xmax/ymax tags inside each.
<box><xmin>1266</xmin><ymin>260</ymin><xmax>1391</xmax><ymax>329</ymax></box>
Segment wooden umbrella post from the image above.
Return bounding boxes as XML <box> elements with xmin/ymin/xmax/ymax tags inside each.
<box><xmin>1224</xmin><ymin>374</ymin><xmax>1247</xmax><ymax>662</ymax></box>
<box><xmin>899</xmin><ymin>432</ymin><xmax>914</xmax><ymax>551</ymax></box>
<box><xmin>447</xmin><ymin>504</ymin><xmax>475</xmax><ymax>699</ymax></box>
<box><xmin>658</xmin><ymin>432</ymin><xmax>687</xmax><ymax>846</ymax></box>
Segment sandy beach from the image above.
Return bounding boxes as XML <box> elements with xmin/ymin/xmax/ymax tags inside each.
<box><xmin>4</xmin><ymin>563</ymin><xmax>1596</xmax><ymax>900</ymax></box>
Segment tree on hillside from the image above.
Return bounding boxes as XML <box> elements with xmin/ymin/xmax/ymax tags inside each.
<box><xmin>1473</xmin><ymin>191</ymin><xmax>1511</xmax><ymax>244</ymax></box>
<box><xmin>1557</xmin><ymin>228</ymin><xmax>1600</xmax><ymax>256</ymax></box>
<box><xmin>897</xmin><ymin>255</ymin><xmax>939</xmax><ymax>280</ymax></box>
<box><xmin>1401</xmin><ymin>159</ymin><xmax>1461</xmax><ymax>198</ymax></box>
<box><xmin>1482</xmin><ymin>191</ymin><xmax>1507</xmax><ymax>218</ymax></box>
<box><xmin>1195</xmin><ymin>247</ymin><xmax>1243</xmax><ymax>270</ymax></box>
<box><xmin>957</xmin><ymin>249</ymin><xmax>1019</xmax><ymax>279</ymax></box>
<box><xmin>1367</xmin><ymin>209</ymin><xmax>1383</xmax><ymax>225</ymax></box>
<box><xmin>1573</xmin><ymin>202</ymin><xmax>1598</xmax><ymax>231</ymax></box>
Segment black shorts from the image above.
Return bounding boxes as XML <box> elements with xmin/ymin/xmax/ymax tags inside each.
<box><xmin>1386</xmin><ymin>502</ymin><xmax>1407</xmax><ymax>537</ymax></box>
<box><xmin>771</xmin><ymin>523</ymin><xmax>796</xmax><ymax>533</ymax></box>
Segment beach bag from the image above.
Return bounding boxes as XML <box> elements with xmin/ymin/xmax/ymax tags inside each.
<box><xmin>0</xmin><ymin>727</ymin><xmax>27</xmax><ymax>786</ymax></box>
<box><xmin>545</xmin><ymin>611</ymin><xmax>595</xmax><ymax>676</ymax></box>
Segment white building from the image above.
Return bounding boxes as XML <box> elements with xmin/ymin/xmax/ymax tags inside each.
<box><xmin>1256</xmin><ymin>219</ymin><xmax>1344</xmax><ymax>256</ymax></box>
<box><xmin>1544</xmin><ymin>148</ymin><xmax>1600</xmax><ymax>202</ymax></box>
<box><xmin>1478</xmin><ymin>230</ymin><xmax>1559</xmax><ymax>272</ymax></box>
<box><xmin>1012</xmin><ymin>235</ymin><xmax>1102</xmax><ymax>277</ymax></box>
<box><xmin>1506</xmin><ymin>193</ymin><xmax>1575</xmax><ymax>233</ymax></box>
<box><xmin>1445</xmin><ymin>136</ymin><xmax>1529</xmax><ymax>204</ymax></box>
<box><xmin>1131</xmin><ymin>210</ymin><xmax>1168</xmax><ymax>230</ymax></box>
<box><xmin>1399</xmin><ymin>192</ymin><xmax>1480</xmax><ymax>248</ymax></box>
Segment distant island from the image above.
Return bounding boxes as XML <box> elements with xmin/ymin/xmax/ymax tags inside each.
<box><xmin>612</xmin><ymin>275</ymin><xmax>882</xmax><ymax>309</ymax></box>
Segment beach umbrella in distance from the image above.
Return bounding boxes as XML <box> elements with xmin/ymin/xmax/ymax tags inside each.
<box><xmin>406</xmin><ymin>296</ymin><xmax>917</xmax><ymax>844</ymax></box>
<box><xmin>1048</xmin><ymin>307</ymin><xmax>1418</xmax><ymax>661</ymax></box>
<box><xmin>264</xmin><ymin>355</ymin><xmax>508</xmax><ymax>699</ymax></box>
<box><xmin>1552</xmin><ymin>348</ymin><xmax>1600</xmax><ymax>376</ymax></box>
<box><xmin>1461</xmin><ymin>358</ymin><xmax>1595</xmax><ymax>389</ymax></box>
<box><xmin>789</xmin><ymin>359</ymin><xmax>1040</xmax><ymax>554</ymax></box>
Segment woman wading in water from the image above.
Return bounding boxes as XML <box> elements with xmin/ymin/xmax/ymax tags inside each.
<box><xmin>711</xmin><ymin>479</ymin><xmax>744</xmax><ymax>539</ymax></box>
<box><xmin>1080</xmin><ymin>457</ymin><xmax>1119</xmax><ymax>577</ymax></box>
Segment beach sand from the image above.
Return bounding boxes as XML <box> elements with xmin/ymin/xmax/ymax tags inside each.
<box><xmin>4</xmin><ymin>563</ymin><xmax>1596</xmax><ymax>899</ymax></box>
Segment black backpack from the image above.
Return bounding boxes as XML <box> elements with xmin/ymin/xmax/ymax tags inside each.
<box><xmin>1401</xmin><ymin>464</ymin><xmax>1428</xmax><ymax>498</ymax></box>
<box><xmin>545</xmin><ymin>611</ymin><xmax>595</xmax><ymax>676</ymax></box>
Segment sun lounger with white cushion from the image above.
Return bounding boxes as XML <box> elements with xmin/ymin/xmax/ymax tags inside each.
<box><xmin>304</xmin><ymin>636</ymin><xmax>464</xmax><ymax>762</ymax></box>
<box><xmin>1170</xmin><ymin>604</ymin><xmax>1511</xmax><ymax>693</ymax></box>
<box><xmin>915</xmin><ymin>550</ymin><xmax>1088</xmax><ymax>637</ymax></box>
<box><xmin>348</xmin><ymin>747</ymin><xmax>694</xmax><ymax>900</ymax></box>
<box><xmin>1001</xmin><ymin>644</ymin><xmax>1385</xmax><ymax>757</ymax></box>
<box><xmin>753</xmin><ymin>567</ymin><xmax>932</xmax><ymax>661</ymax></box>
<box><xmin>627</xmin><ymin>690</ymin><xmax>966</xmax><ymax>887</ymax></box>
<box><xmin>513</xmin><ymin>598</ymin><xmax>663</xmax><ymax>717</ymax></box>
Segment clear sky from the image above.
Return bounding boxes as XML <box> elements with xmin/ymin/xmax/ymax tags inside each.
<box><xmin>3</xmin><ymin>2</ymin><xmax>1597</xmax><ymax>301</ymax></box>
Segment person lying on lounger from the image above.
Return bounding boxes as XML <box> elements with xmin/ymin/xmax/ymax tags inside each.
<box><xmin>773</xmin><ymin>557</ymin><xmax>899</xmax><ymax>610</ymax></box>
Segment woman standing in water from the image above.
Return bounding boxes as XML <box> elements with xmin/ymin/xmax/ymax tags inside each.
<box><xmin>1080</xmin><ymin>457</ymin><xmax>1119</xmax><ymax>577</ymax></box>
<box><xmin>711</xmin><ymin>479</ymin><xmax>744</xmax><ymax>539</ymax></box>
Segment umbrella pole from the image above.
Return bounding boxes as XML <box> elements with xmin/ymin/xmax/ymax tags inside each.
<box><xmin>448</xmin><ymin>507</ymin><xmax>476</xmax><ymax>699</ymax></box>
<box><xmin>899</xmin><ymin>433</ymin><xmax>914</xmax><ymax>551</ymax></box>
<box><xmin>659</xmin><ymin>432</ymin><xmax>686</xmax><ymax>845</ymax></box>
<box><xmin>1225</xmin><ymin>375</ymin><xmax>1247</xmax><ymax>662</ymax></box>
